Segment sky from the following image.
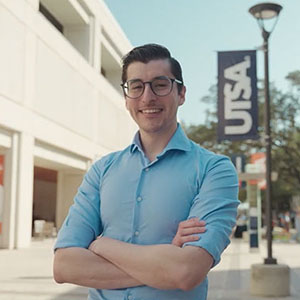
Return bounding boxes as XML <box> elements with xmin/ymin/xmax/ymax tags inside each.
<box><xmin>104</xmin><ymin>0</ymin><xmax>300</xmax><ymax>126</ymax></box>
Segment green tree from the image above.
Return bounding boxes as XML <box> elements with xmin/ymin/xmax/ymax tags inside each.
<box><xmin>185</xmin><ymin>71</ymin><xmax>300</xmax><ymax>210</ymax></box>
<box><xmin>271</xmin><ymin>71</ymin><xmax>300</xmax><ymax>200</ymax></box>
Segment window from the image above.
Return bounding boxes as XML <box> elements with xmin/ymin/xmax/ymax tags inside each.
<box><xmin>101</xmin><ymin>29</ymin><xmax>123</xmax><ymax>93</ymax></box>
<box><xmin>39</xmin><ymin>3</ymin><xmax>63</xmax><ymax>33</ymax></box>
<box><xmin>39</xmin><ymin>0</ymin><xmax>92</xmax><ymax>61</ymax></box>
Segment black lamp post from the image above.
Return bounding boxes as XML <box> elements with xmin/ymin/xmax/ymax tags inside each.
<box><xmin>249</xmin><ymin>2</ymin><xmax>282</xmax><ymax>265</ymax></box>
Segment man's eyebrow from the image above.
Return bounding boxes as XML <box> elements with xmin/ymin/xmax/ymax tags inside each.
<box><xmin>127</xmin><ymin>78</ymin><xmax>142</xmax><ymax>82</ymax></box>
<box><xmin>128</xmin><ymin>76</ymin><xmax>168</xmax><ymax>82</ymax></box>
<box><xmin>153</xmin><ymin>75</ymin><xmax>169</xmax><ymax>80</ymax></box>
<box><xmin>126</xmin><ymin>75</ymin><xmax>169</xmax><ymax>83</ymax></box>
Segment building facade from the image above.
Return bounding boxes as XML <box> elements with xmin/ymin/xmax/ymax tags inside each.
<box><xmin>0</xmin><ymin>0</ymin><xmax>136</xmax><ymax>249</ymax></box>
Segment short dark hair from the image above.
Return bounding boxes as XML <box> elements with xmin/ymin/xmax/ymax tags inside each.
<box><xmin>121</xmin><ymin>44</ymin><xmax>184</xmax><ymax>92</ymax></box>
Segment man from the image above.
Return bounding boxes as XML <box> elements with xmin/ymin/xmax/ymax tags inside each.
<box><xmin>54</xmin><ymin>44</ymin><xmax>239</xmax><ymax>299</ymax></box>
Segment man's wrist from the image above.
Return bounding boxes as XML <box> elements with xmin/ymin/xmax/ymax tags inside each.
<box><xmin>89</xmin><ymin>236</ymin><xmax>116</xmax><ymax>256</ymax></box>
<box><xmin>89</xmin><ymin>236</ymin><xmax>104</xmax><ymax>255</ymax></box>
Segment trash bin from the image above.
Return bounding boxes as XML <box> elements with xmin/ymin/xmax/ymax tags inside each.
<box><xmin>34</xmin><ymin>219</ymin><xmax>45</xmax><ymax>239</ymax></box>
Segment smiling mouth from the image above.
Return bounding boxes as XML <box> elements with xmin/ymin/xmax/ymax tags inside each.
<box><xmin>140</xmin><ymin>108</ymin><xmax>163</xmax><ymax>114</ymax></box>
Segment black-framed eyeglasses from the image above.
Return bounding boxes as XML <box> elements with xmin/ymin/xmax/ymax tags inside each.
<box><xmin>121</xmin><ymin>76</ymin><xmax>183</xmax><ymax>99</ymax></box>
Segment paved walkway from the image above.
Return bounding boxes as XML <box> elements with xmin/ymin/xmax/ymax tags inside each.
<box><xmin>0</xmin><ymin>238</ymin><xmax>88</xmax><ymax>300</ymax></box>
<box><xmin>207</xmin><ymin>239</ymin><xmax>300</xmax><ymax>300</ymax></box>
<box><xmin>0</xmin><ymin>238</ymin><xmax>299</xmax><ymax>299</ymax></box>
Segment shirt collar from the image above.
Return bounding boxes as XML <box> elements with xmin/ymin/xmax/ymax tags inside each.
<box><xmin>130</xmin><ymin>123</ymin><xmax>191</xmax><ymax>155</ymax></box>
<box><xmin>130</xmin><ymin>131</ymin><xmax>143</xmax><ymax>153</ymax></box>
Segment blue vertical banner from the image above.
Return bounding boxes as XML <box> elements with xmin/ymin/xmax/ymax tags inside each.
<box><xmin>218</xmin><ymin>50</ymin><xmax>258</xmax><ymax>141</ymax></box>
<box><xmin>230</xmin><ymin>154</ymin><xmax>246</xmax><ymax>173</ymax></box>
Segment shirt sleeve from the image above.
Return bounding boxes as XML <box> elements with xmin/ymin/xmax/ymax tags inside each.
<box><xmin>54</xmin><ymin>161</ymin><xmax>103</xmax><ymax>250</ymax></box>
<box><xmin>183</xmin><ymin>155</ymin><xmax>239</xmax><ymax>267</ymax></box>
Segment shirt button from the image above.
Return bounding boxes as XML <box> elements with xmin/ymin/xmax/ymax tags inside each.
<box><xmin>137</xmin><ymin>196</ymin><xmax>142</xmax><ymax>202</ymax></box>
<box><xmin>128</xmin><ymin>296</ymin><xmax>133</xmax><ymax>300</ymax></box>
<box><xmin>134</xmin><ymin>231</ymin><xmax>139</xmax><ymax>236</ymax></box>
<box><xmin>145</xmin><ymin>168</ymin><xmax>149</xmax><ymax>172</ymax></box>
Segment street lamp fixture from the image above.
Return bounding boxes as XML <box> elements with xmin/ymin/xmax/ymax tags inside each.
<box><xmin>249</xmin><ymin>2</ymin><xmax>282</xmax><ymax>265</ymax></box>
<box><xmin>249</xmin><ymin>2</ymin><xmax>282</xmax><ymax>19</ymax></box>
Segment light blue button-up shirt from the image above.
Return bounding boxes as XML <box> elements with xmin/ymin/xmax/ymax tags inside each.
<box><xmin>55</xmin><ymin>124</ymin><xmax>239</xmax><ymax>300</ymax></box>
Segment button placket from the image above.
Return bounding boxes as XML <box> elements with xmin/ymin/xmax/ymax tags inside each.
<box><xmin>132</xmin><ymin>164</ymin><xmax>148</xmax><ymax>242</ymax></box>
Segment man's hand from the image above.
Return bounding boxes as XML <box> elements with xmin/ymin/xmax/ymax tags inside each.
<box><xmin>89</xmin><ymin>218</ymin><xmax>206</xmax><ymax>252</ymax></box>
<box><xmin>88</xmin><ymin>234</ymin><xmax>212</xmax><ymax>290</ymax></box>
<box><xmin>172</xmin><ymin>218</ymin><xmax>206</xmax><ymax>247</ymax></box>
<box><xmin>86</xmin><ymin>218</ymin><xmax>207</xmax><ymax>289</ymax></box>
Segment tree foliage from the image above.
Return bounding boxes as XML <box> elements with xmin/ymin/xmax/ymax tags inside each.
<box><xmin>185</xmin><ymin>71</ymin><xmax>300</xmax><ymax>209</ymax></box>
<box><xmin>271</xmin><ymin>72</ymin><xmax>300</xmax><ymax>197</ymax></box>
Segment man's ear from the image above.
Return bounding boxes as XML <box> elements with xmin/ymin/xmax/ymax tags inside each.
<box><xmin>178</xmin><ymin>85</ymin><xmax>186</xmax><ymax>106</ymax></box>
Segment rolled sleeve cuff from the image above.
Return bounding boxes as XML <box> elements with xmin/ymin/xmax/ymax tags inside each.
<box><xmin>183</xmin><ymin>228</ymin><xmax>230</xmax><ymax>267</ymax></box>
<box><xmin>54</xmin><ymin>216</ymin><xmax>97</xmax><ymax>251</ymax></box>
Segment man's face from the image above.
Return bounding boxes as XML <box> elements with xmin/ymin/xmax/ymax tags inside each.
<box><xmin>124</xmin><ymin>59</ymin><xmax>186</xmax><ymax>136</ymax></box>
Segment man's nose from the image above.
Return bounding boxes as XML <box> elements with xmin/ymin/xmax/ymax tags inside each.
<box><xmin>141</xmin><ymin>83</ymin><xmax>156</xmax><ymax>102</ymax></box>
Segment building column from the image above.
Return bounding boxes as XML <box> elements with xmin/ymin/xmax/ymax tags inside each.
<box><xmin>15</xmin><ymin>132</ymin><xmax>34</xmax><ymax>248</ymax></box>
<box><xmin>1</xmin><ymin>133</ymin><xmax>18</xmax><ymax>249</ymax></box>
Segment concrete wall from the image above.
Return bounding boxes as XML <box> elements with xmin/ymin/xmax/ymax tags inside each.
<box><xmin>33</xmin><ymin>180</ymin><xmax>57</xmax><ymax>223</ymax></box>
<box><xmin>56</xmin><ymin>171</ymin><xmax>84</xmax><ymax>229</ymax></box>
<box><xmin>0</xmin><ymin>0</ymin><xmax>136</xmax><ymax>249</ymax></box>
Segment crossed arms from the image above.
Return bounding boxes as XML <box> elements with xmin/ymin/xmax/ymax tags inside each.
<box><xmin>53</xmin><ymin>156</ymin><xmax>239</xmax><ymax>291</ymax></box>
<box><xmin>53</xmin><ymin>218</ymin><xmax>213</xmax><ymax>291</ymax></box>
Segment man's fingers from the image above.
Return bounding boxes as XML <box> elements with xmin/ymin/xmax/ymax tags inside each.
<box><xmin>172</xmin><ymin>234</ymin><xmax>200</xmax><ymax>247</ymax></box>
<box><xmin>181</xmin><ymin>226</ymin><xmax>206</xmax><ymax>236</ymax></box>
<box><xmin>173</xmin><ymin>218</ymin><xmax>206</xmax><ymax>247</ymax></box>
<box><xmin>180</xmin><ymin>235</ymin><xmax>200</xmax><ymax>243</ymax></box>
<box><xmin>197</xmin><ymin>220</ymin><xmax>206</xmax><ymax>226</ymax></box>
<box><xmin>179</xmin><ymin>218</ymin><xmax>205</xmax><ymax>229</ymax></box>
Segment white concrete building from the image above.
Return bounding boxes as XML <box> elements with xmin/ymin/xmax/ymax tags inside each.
<box><xmin>0</xmin><ymin>0</ymin><xmax>136</xmax><ymax>249</ymax></box>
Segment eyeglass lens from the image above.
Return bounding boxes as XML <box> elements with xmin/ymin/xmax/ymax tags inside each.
<box><xmin>126</xmin><ymin>78</ymin><xmax>172</xmax><ymax>98</ymax></box>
